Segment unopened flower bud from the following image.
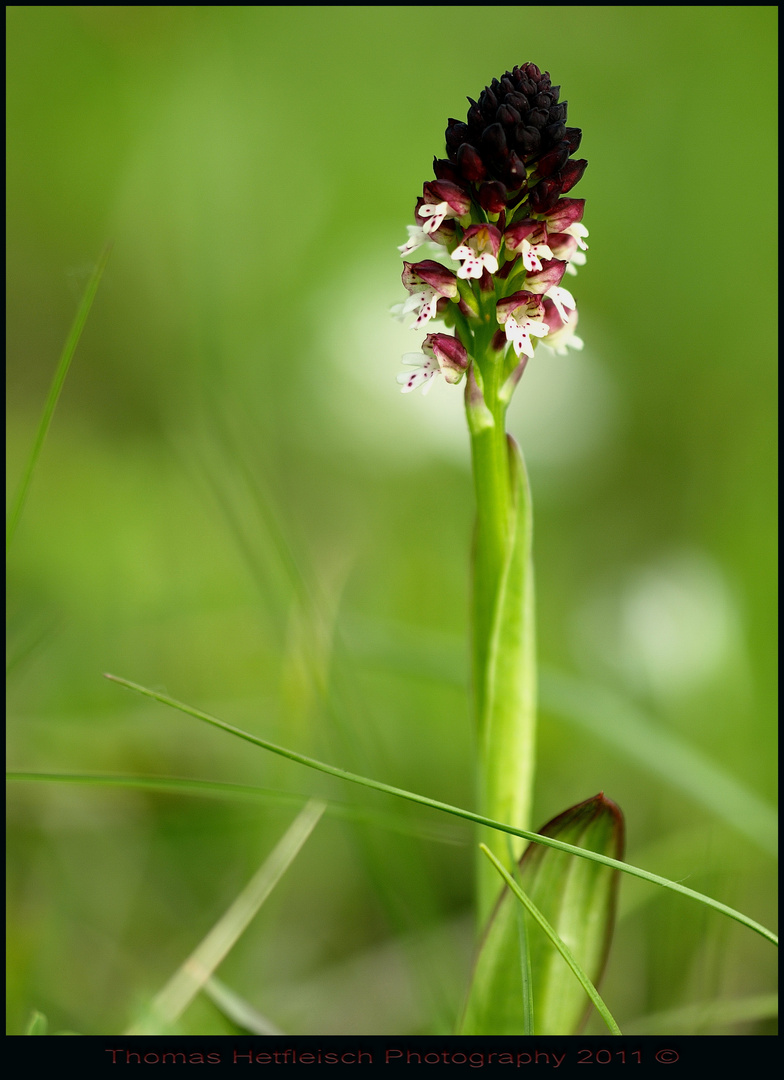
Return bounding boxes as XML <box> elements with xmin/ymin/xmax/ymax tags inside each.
<box><xmin>477</xmin><ymin>181</ymin><xmax>508</xmax><ymax>213</ymax></box>
<box><xmin>426</xmin><ymin>332</ymin><xmax>469</xmax><ymax>384</ymax></box>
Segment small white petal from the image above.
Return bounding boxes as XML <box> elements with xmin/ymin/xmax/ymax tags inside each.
<box><xmin>504</xmin><ymin>314</ymin><xmax>549</xmax><ymax>358</ymax></box>
<box><xmin>545</xmin><ymin>285</ymin><xmax>576</xmax><ymax>323</ymax></box>
<box><xmin>542</xmin><ymin>310</ymin><xmax>584</xmax><ymax>354</ymax></box>
<box><xmin>564</xmin><ymin>249</ymin><xmax>587</xmax><ymax>276</ymax></box>
<box><xmin>413</xmin><ymin>296</ymin><xmax>439</xmax><ymax>327</ymax></box>
<box><xmin>457</xmin><ymin>258</ymin><xmax>483</xmax><ymax>280</ymax></box>
<box><xmin>398</xmin><ymin>225</ymin><xmax>428</xmax><ymax>257</ymax></box>
<box><xmin>418</xmin><ymin>201</ymin><xmax>449</xmax><ymax>234</ymax></box>
<box><xmin>453</xmin><ymin>244</ymin><xmax>497</xmax><ymax>280</ymax></box>
<box><xmin>401</xmin><ymin>292</ymin><xmax>425</xmax><ymax>313</ymax></box>
<box><xmin>565</xmin><ymin>222</ymin><xmax>589</xmax><ymax>250</ymax></box>
<box><xmin>397</xmin><ymin>354</ymin><xmax>440</xmax><ymax>394</ymax></box>
<box><xmin>521</xmin><ymin>239</ymin><xmax>554</xmax><ymax>272</ymax></box>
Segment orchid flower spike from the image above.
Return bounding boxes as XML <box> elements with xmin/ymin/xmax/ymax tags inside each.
<box><xmin>394</xmin><ymin>62</ymin><xmax>588</xmax><ymax>400</ymax></box>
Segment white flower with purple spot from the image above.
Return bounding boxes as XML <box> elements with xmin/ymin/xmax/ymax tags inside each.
<box><xmin>544</xmin><ymin>284</ymin><xmax>576</xmax><ymax>324</ymax></box>
<box><xmin>392</xmin><ymin>260</ymin><xmax>459</xmax><ymax>330</ymax></box>
<box><xmin>452</xmin><ymin>244</ymin><xmax>498</xmax><ymax>279</ymax></box>
<box><xmin>398</xmin><ymin>224</ymin><xmax>430</xmax><ymax>258</ymax></box>
<box><xmin>390</xmin><ymin>290</ymin><xmax>440</xmax><ymax>328</ymax></box>
<box><xmin>504</xmin><ymin>221</ymin><xmax>554</xmax><ymax>273</ymax></box>
<box><xmin>496</xmin><ymin>292</ymin><xmax>550</xmax><ymax>359</ymax></box>
<box><xmin>451</xmin><ymin>223</ymin><xmax>502</xmax><ymax>281</ymax></box>
<box><xmin>561</xmin><ymin>222</ymin><xmax>588</xmax><ymax>276</ymax></box>
<box><xmin>397</xmin><ymin>333</ymin><xmax>469</xmax><ymax>394</ymax></box>
<box><xmin>418</xmin><ymin>201</ymin><xmax>451</xmax><ymax>235</ymax></box>
<box><xmin>518</xmin><ymin>237</ymin><xmax>555</xmax><ymax>273</ymax></box>
<box><xmin>564</xmin><ymin>221</ymin><xmax>589</xmax><ymax>251</ymax></box>
<box><xmin>504</xmin><ymin>313</ymin><xmax>550</xmax><ymax>358</ymax></box>
<box><xmin>415</xmin><ymin>180</ymin><xmax>472</xmax><ymax>236</ymax></box>
<box><xmin>397</xmin><ymin>351</ymin><xmax>441</xmax><ymax>394</ymax></box>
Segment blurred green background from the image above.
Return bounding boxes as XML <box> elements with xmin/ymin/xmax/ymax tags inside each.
<box><xmin>7</xmin><ymin>6</ymin><xmax>777</xmax><ymax>1035</ymax></box>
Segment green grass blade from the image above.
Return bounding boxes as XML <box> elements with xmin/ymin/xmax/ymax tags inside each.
<box><xmin>103</xmin><ymin>673</ymin><xmax>778</xmax><ymax>947</ymax></box>
<box><xmin>125</xmin><ymin>798</ymin><xmax>325</xmax><ymax>1034</ymax></box>
<box><xmin>6</xmin><ymin>242</ymin><xmax>112</xmax><ymax>549</ymax></box>
<box><xmin>342</xmin><ymin>620</ymin><xmax>776</xmax><ymax>856</ymax></box>
<box><xmin>6</xmin><ymin>771</ymin><xmax>463</xmax><ymax>845</ymax></box>
<box><xmin>478</xmin><ymin>845</ymin><xmax>622</xmax><ymax>1036</ymax></box>
<box><xmin>541</xmin><ymin>669</ymin><xmax>778</xmax><ymax>857</ymax></box>
<box><xmin>203</xmin><ymin>976</ymin><xmax>284</xmax><ymax>1035</ymax></box>
<box><xmin>628</xmin><ymin>992</ymin><xmax>778</xmax><ymax>1034</ymax></box>
<box><xmin>507</xmin><ymin>835</ymin><xmax>535</xmax><ymax>1036</ymax></box>
<box><xmin>24</xmin><ymin>1010</ymin><xmax>49</xmax><ymax>1035</ymax></box>
<box><xmin>464</xmin><ymin>834</ymin><xmax>536</xmax><ymax>1035</ymax></box>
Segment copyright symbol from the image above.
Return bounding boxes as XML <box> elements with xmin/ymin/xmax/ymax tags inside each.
<box><xmin>655</xmin><ymin>1049</ymin><xmax>679</xmax><ymax>1064</ymax></box>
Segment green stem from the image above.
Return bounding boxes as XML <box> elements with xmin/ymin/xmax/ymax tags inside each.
<box><xmin>466</xmin><ymin>341</ymin><xmax>538</xmax><ymax>924</ymax></box>
<box><xmin>468</xmin><ymin>366</ymin><xmax>512</xmax><ymax>710</ymax></box>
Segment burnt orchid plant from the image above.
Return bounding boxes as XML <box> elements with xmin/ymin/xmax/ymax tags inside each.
<box><xmin>394</xmin><ymin>63</ymin><xmax>622</xmax><ymax>1034</ymax></box>
<box><xmin>11</xmin><ymin>61</ymin><xmax>775</xmax><ymax>1042</ymax></box>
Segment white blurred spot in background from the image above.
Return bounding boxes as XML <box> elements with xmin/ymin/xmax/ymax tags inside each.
<box><xmin>315</xmin><ymin>252</ymin><xmax>619</xmax><ymax>474</ymax></box>
<box><xmin>572</xmin><ymin>549</ymin><xmax>745</xmax><ymax>698</ymax></box>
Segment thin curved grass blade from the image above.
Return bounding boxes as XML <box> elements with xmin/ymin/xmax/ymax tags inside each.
<box><xmin>24</xmin><ymin>1010</ymin><xmax>48</xmax><ymax>1035</ymax></box>
<box><xmin>7</xmin><ymin>242</ymin><xmax>112</xmax><ymax>549</ymax></box>
<box><xmin>627</xmin><ymin>992</ymin><xmax>778</xmax><ymax>1035</ymax></box>
<box><xmin>202</xmin><ymin>976</ymin><xmax>284</xmax><ymax>1035</ymax></box>
<box><xmin>6</xmin><ymin>770</ymin><xmax>463</xmax><ymax>845</ymax></box>
<box><xmin>125</xmin><ymin>798</ymin><xmax>325</xmax><ymax>1034</ymax></box>
<box><xmin>103</xmin><ymin>673</ymin><xmax>778</xmax><ymax>947</ymax></box>
<box><xmin>541</xmin><ymin>669</ymin><xmax>777</xmax><ymax>857</ymax></box>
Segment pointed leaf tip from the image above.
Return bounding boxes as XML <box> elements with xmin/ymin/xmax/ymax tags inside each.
<box><xmin>461</xmin><ymin>793</ymin><xmax>624</xmax><ymax>1035</ymax></box>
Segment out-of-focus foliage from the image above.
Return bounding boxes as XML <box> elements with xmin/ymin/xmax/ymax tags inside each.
<box><xmin>7</xmin><ymin>6</ymin><xmax>777</xmax><ymax>1035</ymax></box>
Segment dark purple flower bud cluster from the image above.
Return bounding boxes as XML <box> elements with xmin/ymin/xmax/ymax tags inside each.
<box><xmin>436</xmin><ymin>63</ymin><xmax>586</xmax><ymax>216</ymax></box>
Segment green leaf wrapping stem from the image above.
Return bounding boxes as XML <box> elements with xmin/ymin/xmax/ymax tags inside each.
<box><xmin>462</xmin><ymin>793</ymin><xmax>624</xmax><ymax>1035</ymax></box>
<box><xmin>467</xmin><ymin>352</ymin><xmax>537</xmax><ymax>924</ymax></box>
<box><xmin>469</xmin><ymin>839</ymin><xmax>622</xmax><ymax>1036</ymax></box>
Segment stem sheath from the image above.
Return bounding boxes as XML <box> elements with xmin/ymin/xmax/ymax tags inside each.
<box><xmin>467</xmin><ymin>346</ymin><xmax>537</xmax><ymax>923</ymax></box>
